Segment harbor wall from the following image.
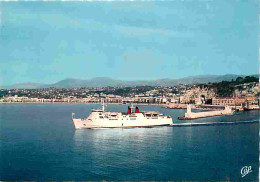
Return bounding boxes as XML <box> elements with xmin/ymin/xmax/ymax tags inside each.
<box><xmin>183</xmin><ymin>104</ymin><xmax>234</xmax><ymax>119</ymax></box>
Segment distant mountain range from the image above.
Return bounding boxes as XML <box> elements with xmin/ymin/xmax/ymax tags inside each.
<box><xmin>1</xmin><ymin>74</ymin><xmax>259</xmax><ymax>89</ymax></box>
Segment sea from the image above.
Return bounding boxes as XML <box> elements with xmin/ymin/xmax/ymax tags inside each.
<box><xmin>0</xmin><ymin>103</ymin><xmax>259</xmax><ymax>181</ymax></box>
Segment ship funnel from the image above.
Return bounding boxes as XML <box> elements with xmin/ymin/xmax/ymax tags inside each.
<box><xmin>135</xmin><ymin>106</ymin><xmax>140</xmax><ymax>113</ymax></box>
<box><xmin>127</xmin><ymin>106</ymin><xmax>131</xmax><ymax>114</ymax></box>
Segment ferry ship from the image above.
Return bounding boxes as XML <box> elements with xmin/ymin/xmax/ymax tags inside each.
<box><xmin>71</xmin><ymin>102</ymin><xmax>172</xmax><ymax>129</ymax></box>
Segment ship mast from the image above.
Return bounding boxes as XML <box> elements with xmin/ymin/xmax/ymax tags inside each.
<box><xmin>130</xmin><ymin>102</ymin><xmax>134</xmax><ymax>113</ymax></box>
<box><xmin>101</xmin><ymin>99</ymin><xmax>105</xmax><ymax>112</ymax></box>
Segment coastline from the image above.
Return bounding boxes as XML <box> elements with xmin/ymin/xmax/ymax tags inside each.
<box><xmin>0</xmin><ymin>102</ymin><xmax>166</xmax><ymax>106</ymax></box>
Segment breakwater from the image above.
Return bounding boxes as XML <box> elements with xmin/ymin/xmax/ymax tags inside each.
<box><xmin>178</xmin><ymin>104</ymin><xmax>234</xmax><ymax>120</ymax></box>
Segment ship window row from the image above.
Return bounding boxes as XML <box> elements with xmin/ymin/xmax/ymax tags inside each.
<box><xmin>145</xmin><ymin>114</ymin><xmax>158</xmax><ymax>117</ymax></box>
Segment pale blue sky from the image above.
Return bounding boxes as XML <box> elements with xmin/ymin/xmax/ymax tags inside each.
<box><xmin>0</xmin><ymin>0</ymin><xmax>258</xmax><ymax>86</ymax></box>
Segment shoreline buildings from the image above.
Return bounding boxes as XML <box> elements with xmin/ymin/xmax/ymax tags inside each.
<box><xmin>0</xmin><ymin>79</ymin><xmax>259</xmax><ymax>110</ymax></box>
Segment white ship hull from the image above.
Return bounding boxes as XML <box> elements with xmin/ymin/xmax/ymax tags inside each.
<box><xmin>72</xmin><ymin>112</ymin><xmax>172</xmax><ymax>129</ymax></box>
<box><xmin>72</xmin><ymin>103</ymin><xmax>173</xmax><ymax>129</ymax></box>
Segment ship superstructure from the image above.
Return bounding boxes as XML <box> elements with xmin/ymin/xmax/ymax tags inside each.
<box><xmin>72</xmin><ymin>102</ymin><xmax>172</xmax><ymax>129</ymax></box>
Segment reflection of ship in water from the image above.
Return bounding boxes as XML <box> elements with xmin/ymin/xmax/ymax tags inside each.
<box><xmin>72</xmin><ymin>102</ymin><xmax>172</xmax><ymax>129</ymax></box>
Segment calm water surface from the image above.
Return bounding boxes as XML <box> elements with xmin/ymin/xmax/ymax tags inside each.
<box><xmin>0</xmin><ymin>103</ymin><xmax>259</xmax><ymax>181</ymax></box>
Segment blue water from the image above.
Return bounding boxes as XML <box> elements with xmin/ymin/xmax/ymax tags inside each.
<box><xmin>0</xmin><ymin>103</ymin><xmax>259</xmax><ymax>181</ymax></box>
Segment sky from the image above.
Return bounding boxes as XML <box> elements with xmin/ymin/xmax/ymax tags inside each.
<box><xmin>0</xmin><ymin>0</ymin><xmax>259</xmax><ymax>86</ymax></box>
